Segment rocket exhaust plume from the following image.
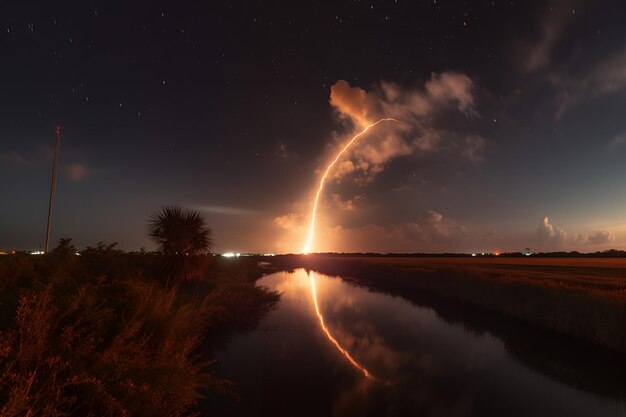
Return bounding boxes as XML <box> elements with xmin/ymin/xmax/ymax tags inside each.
<box><xmin>302</xmin><ymin>118</ymin><xmax>404</xmax><ymax>254</ymax></box>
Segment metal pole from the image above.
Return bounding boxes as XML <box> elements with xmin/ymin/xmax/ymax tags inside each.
<box><xmin>45</xmin><ymin>126</ymin><xmax>62</xmax><ymax>253</ymax></box>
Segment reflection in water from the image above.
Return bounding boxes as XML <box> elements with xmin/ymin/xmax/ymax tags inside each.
<box><xmin>207</xmin><ymin>270</ymin><xmax>626</xmax><ymax>417</ymax></box>
<box><xmin>309</xmin><ymin>271</ymin><xmax>377</xmax><ymax>382</ymax></box>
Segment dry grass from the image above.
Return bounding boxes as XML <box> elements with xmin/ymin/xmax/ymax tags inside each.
<box><xmin>0</xmin><ymin>244</ymin><xmax>278</xmax><ymax>417</ymax></box>
<box><xmin>357</xmin><ymin>257</ymin><xmax>626</xmax><ymax>299</ymax></box>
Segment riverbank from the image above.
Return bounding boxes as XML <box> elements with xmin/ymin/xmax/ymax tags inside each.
<box><xmin>269</xmin><ymin>255</ymin><xmax>626</xmax><ymax>354</ymax></box>
<box><xmin>0</xmin><ymin>246</ymin><xmax>278</xmax><ymax>416</ymax></box>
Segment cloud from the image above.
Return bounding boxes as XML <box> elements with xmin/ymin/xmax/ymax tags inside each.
<box><xmin>336</xmin><ymin>132</ymin><xmax>414</xmax><ymax>183</ymax></box>
<box><xmin>62</xmin><ymin>163</ymin><xmax>90</xmax><ymax>180</ymax></box>
<box><xmin>534</xmin><ymin>217</ymin><xmax>616</xmax><ymax>250</ymax></box>
<box><xmin>585</xmin><ymin>231</ymin><xmax>614</xmax><ymax>245</ymax></box>
<box><xmin>194</xmin><ymin>205</ymin><xmax>258</xmax><ymax>216</ymax></box>
<box><xmin>326</xmin><ymin>210</ymin><xmax>467</xmax><ymax>252</ymax></box>
<box><xmin>332</xmin><ymin>160</ymin><xmax>357</xmax><ymax>180</ymax></box>
<box><xmin>274</xmin><ymin>212</ymin><xmax>306</xmax><ymax>232</ymax></box>
<box><xmin>459</xmin><ymin>135</ymin><xmax>487</xmax><ymax>163</ymax></box>
<box><xmin>332</xmin><ymin>194</ymin><xmax>362</xmax><ymax>211</ymax></box>
<box><xmin>553</xmin><ymin>48</ymin><xmax>626</xmax><ymax>117</ymax></box>
<box><xmin>326</xmin><ymin>73</ymin><xmax>484</xmax><ymax>183</ymax></box>
<box><xmin>608</xmin><ymin>133</ymin><xmax>626</xmax><ymax>149</ymax></box>
<box><xmin>0</xmin><ymin>150</ymin><xmax>28</xmax><ymax>166</ymax></box>
<box><xmin>424</xmin><ymin>72</ymin><xmax>476</xmax><ymax>114</ymax></box>
<box><xmin>587</xmin><ymin>49</ymin><xmax>626</xmax><ymax>95</ymax></box>
<box><xmin>62</xmin><ymin>162</ymin><xmax>108</xmax><ymax>181</ymax></box>
<box><xmin>406</xmin><ymin>210</ymin><xmax>468</xmax><ymax>243</ymax></box>
<box><xmin>535</xmin><ymin>216</ymin><xmax>567</xmax><ymax>248</ymax></box>
<box><xmin>330</xmin><ymin>72</ymin><xmax>477</xmax><ymax>126</ymax></box>
<box><xmin>520</xmin><ymin>3</ymin><xmax>578</xmax><ymax>73</ymax></box>
<box><xmin>330</xmin><ymin>80</ymin><xmax>380</xmax><ymax>127</ymax></box>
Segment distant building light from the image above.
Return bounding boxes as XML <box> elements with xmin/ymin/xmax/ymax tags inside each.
<box><xmin>471</xmin><ymin>253</ymin><xmax>477</xmax><ymax>257</ymax></box>
<box><xmin>30</xmin><ymin>251</ymin><xmax>44</xmax><ymax>255</ymax></box>
<box><xmin>262</xmin><ymin>253</ymin><xmax>275</xmax><ymax>257</ymax></box>
<box><xmin>222</xmin><ymin>252</ymin><xmax>240</xmax><ymax>258</ymax></box>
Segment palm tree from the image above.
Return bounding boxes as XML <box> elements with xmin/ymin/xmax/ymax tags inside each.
<box><xmin>148</xmin><ymin>206</ymin><xmax>213</xmax><ymax>283</ymax></box>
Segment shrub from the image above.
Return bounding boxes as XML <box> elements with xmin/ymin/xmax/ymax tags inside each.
<box><xmin>148</xmin><ymin>207</ymin><xmax>213</xmax><ymax>284</ymax></box>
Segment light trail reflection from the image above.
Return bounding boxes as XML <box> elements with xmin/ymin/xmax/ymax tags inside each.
<box><xmin>308</xmin><ymin>271</ymin><xmax>378</xmax><ymax>381</ymax></box>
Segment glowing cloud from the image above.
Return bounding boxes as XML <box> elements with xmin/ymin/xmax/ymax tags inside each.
<box><xmin>536</xmin><ymin>216</ymin><xmax>567</xmax><ymax>248</ymax></box>
<box><xmin>586</xmin><ymin>231</ymin><xmax>615</xmax><ymax>245</ymax></box>
<box><xmin>62</xmin><ymin>163</ymin><xmax>90</xmax><ymax>181</ymax></box>
<box><xmin>325</xmin><ymin>211</ymin><xmax>467</xmax><ymax>253</ymax></box>
<box><xmin>325</xmin><ymin>74</ymin><xmax>482</xmax><ymax>185</ymax></box>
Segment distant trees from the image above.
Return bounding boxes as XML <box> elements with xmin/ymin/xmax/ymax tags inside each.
<box><xmin>148</xmin><ymin>206</ymin><xmax>213</xmax><ymax>283</ymax></box>
<box><xmin>51</xmin><ymin>237</ymin><xmax>77</xmax><ymax>259</ymax></box>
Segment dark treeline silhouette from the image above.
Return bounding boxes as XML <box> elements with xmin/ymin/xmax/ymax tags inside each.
<box><xmin>295</xmin><ymin>249</ymin><xmax>626</xmax><ymax>258</ymax></box>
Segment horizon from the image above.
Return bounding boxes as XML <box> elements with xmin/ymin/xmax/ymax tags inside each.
<box><xmin>5</xmin><ymin>244</ymin><xmax>626</xmax><ymax>257</ymax></box>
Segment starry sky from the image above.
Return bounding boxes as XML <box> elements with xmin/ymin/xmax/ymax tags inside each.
<box><xmin>2</xmin><ymin>0</ymin><xmax>626</xmax><ymax>254</ymax></box>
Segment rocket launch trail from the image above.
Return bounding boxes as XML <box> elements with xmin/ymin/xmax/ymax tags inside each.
<box><xmin>302</xmin><ymin>118</ymin><xmax>403</xmax><ymax>254</ymax></box>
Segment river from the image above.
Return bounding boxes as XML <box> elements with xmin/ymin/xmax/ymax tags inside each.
<box><xmin>205</xmin><ymin>269</ymin><xmax>626</xmax><ymax>416</ymax></box>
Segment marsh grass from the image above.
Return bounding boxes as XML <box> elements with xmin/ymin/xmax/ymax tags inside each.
<box><xmin>0</xmin><ymin>242</ymin><xmax>278</xmax><ymax>416</ymax></box>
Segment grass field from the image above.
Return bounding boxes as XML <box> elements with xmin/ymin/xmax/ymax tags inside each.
<box><xmin>354</xmin><ymin>257</ymin><xmax>626</xmax><ymax>298</ymax></box>
<box><xmin>270</xmin><ymin>255</ymin><xmax>626</xmax><ymax>353</ymax></box>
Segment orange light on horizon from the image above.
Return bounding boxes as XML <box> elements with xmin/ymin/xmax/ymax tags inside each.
<box><xmin>308</xmin><ymin>271</ymin><xmax>377</xmax><ymax>381</ymax></box>
<box><xmin>302</xmin><ymin>118</ymin><xmax>404</xmax><ymax>254</ymax></box>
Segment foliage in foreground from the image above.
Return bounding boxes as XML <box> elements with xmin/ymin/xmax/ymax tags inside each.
<box><xmin>0</xmin><ymin>240</ymin><xmax>278</xmax><ymax>416</ymax></box>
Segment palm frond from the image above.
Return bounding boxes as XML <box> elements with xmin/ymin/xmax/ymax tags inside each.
<box><xmin>148</xmin><ymin>206</ymin><xmax>213</xmax><ymax>282</ymax></box>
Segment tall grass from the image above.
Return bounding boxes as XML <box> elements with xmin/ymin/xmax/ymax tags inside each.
<box><xmin>0</xmin><ymin>242</ymin><xmax>278</xmax><ymax>416</ymax></box>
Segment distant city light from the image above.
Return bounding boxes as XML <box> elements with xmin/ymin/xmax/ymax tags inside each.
<box><xmin>222</xmin><ymin>252</ymin><xmax>275</xmax><ymax>257</ymax></box>
<box><xmin>30</xmin><ymin>251</ymin><xmax>44</xmax><ymax>255</ymax></box>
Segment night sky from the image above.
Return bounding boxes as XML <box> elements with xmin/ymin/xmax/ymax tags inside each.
<box><xmin>2</xmin><ymin>0</ymin><xmax>626</xmax><ymax>254</ymax></box>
